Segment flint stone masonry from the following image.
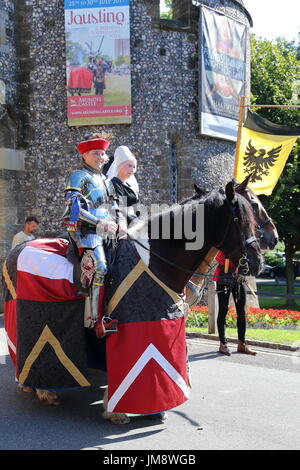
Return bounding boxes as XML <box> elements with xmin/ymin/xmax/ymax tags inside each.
<box><xmin>0</xmin><ymin>0</ymin><xmax>27</xmax><ymax>290</ymax></box>
<box><xmin>0</xmin><ymin>0</ymin><xmax>253</xmax><ymax>285</ymax></box>
<box><xmin>15</xmin><ymin>0</ymin><xmax>252</xmax><ymax>237</ymax></box>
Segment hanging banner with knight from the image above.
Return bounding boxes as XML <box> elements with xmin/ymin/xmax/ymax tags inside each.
<box><xmin>199</xmin><ymin>5</ymin><xmax>247</xmax><ymax>141</ymax></box>
<box><xmin>64</xmin><ymin>0</ymin><xmax>132</xmax><ymax>126</ymax></box>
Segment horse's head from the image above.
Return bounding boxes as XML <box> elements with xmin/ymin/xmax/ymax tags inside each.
<box><xmin>234</xmin><ymin>176</ymin><xmax>278</xmax><ymax>250</ymax></box>
<box><xmin>205</xmin><ymin>181</ymin><xmax>264</xmax><ymax>277</ymax></box>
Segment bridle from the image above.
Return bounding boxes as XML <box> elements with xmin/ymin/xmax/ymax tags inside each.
<box><xmin>238</xmin><ymin>187</ymin><xmax>275</xmax><ymax>244</ymax></box>
<box><xmin>128</xmin><ymin>197</ymin><xmax>259</xmax><ymax>279</ymax></box>
<box><xmin>186</xmin><ymin>200</ymin><xmax>260</xmax><ymax>306</ymax></box>
<box><xmin>214</xmin><ymin>199</ymin><xmax>257</xmax><ymax>253</ymax></box>
<box><xmin>255</xmin><ymin>216</ymin><xmax>273</xmax><ymax>240</ymax></box>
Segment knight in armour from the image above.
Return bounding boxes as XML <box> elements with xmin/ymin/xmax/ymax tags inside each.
<box><xmin>62</xmin><ymin>133</ymin><xmax>120</xmax><ymax>329</ymax></box>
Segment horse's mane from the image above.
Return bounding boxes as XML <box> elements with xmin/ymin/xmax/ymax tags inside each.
<box><xmin>183</xmin><ymin>186</ymin><xmax>256</xmax><ymax>229</ymax></box>
<box><xmin>128</xmin><ymin>188</ymin><xmax>256</xmax><ymax>237</ymax></box>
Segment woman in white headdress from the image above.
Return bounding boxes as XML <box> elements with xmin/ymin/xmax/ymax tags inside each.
<box><xmin>106</xmin><ymin>145</ymin><xmax>139</xmax><ymax>224</ymax></box>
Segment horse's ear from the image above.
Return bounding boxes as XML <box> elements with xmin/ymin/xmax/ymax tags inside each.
<box><xmin>225</xmin><ymin>181</ymin><xmax>237</xmax><ymax>203</ymax></box>
<box><xmin>194</xmin><ymin>183</ymin><xmax>205</xmax><ymax>197</ymax></box>
<box><xmin>235</xmin><ymin>174</ymin><xmax>252</xmax><ymax>192</ymax></box>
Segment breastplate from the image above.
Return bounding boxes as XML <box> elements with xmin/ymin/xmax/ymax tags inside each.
<box><xmin>82</xmin><ymin>173</ymin><xmax>108</xmax><ymax>209</ymax></box>
<box><xmin>65</xmin><ymin>167</ymin><xmax>110</xmax><ymax>209</ymax></box>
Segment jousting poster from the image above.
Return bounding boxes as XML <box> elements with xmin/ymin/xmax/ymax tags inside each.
<box><xmin>64</xmin><ymin>0</ymin><xmax>131</xmax><ymax>126</ymax></box>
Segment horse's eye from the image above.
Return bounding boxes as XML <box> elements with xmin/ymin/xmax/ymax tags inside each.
<box><xmin>252</xmin><ymin>202</ymin><xmax>259</xmax><ymax>210</ymax></box>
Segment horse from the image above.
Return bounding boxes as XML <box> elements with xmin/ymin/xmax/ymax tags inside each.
<box><xmin>234</xmin><ymin>178</ymin><xmax>278</xmax><ymax>251</ymax></box>
<box><xmin>185</xmin><ymin>175</ymin><xmax>278</xmax><ymax>307</ymax></box>
<box><xmin>2</xmin><ymin>180</ymin><xmax>263</xmax><ymax>424</ymax></box>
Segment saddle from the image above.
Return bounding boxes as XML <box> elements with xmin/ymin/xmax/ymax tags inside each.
<box><xmin>66</xmin><ymin>239</ymin><xmax>90</xmax><ymax>295</ymax></box>
<box><xmin>66</xmin><ymin>236</ymin><xmax>118</xmax><ymax>337</ymax></box>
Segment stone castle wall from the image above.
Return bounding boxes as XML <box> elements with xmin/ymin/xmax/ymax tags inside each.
<box><xmin>0</xmin><ymin>0</ymin><xmax>25</xmax><ymax>264</ymax></box>
<box><xmin>0</xmin><ymin>0</ymin><xmax>252</xmax><ymax>259</ymax></box>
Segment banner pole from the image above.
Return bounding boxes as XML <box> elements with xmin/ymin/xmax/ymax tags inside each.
<box><xmin>233</xmin><ymin>95</ymin><xmax>245</xmax><ymax>179</ymax></box>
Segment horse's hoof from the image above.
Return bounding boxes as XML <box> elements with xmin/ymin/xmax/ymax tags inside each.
<box><xmin>102</xmin><ymin>411</ymin><xmax>130</xmax><ymax>424</ymax></box>
<box><xmin>111</xmin><ymin>414</ymin><xmax>130</xmax><ymax>425</ymax></box>
<box><xmin>19</xmin><ymin>385</ymin><xmax>34</xmax><ymax>393</ymax></box>
<box><xmin>35</xmin><ymin>389</ymin><xmax>61</xmax><ymax>406</ymax></box>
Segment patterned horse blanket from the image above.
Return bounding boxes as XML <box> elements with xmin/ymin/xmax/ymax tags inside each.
<box><xmin>105</xmin><ymin>240</ymin><xmax>189</xmax><ymax>414</ymax></box>
<box><xmin>2</xmin><ymin>239</ymin><xmax>89</xmax><ymax>390</ymax></box>
<box><xmin>2</xmin><ymin>238</ymin><xmax>190</xmax><ymax>414</ymax></box>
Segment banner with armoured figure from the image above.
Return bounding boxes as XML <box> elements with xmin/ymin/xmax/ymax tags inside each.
<box><xmin>64</xmin><ymin>0</ymin><xmax>131</xmax><ymax>126</ymax></box>
<box><xmin>199</xmin><ymin>5</ymin><xmax>247</xmax><ymax>141</ymax></box>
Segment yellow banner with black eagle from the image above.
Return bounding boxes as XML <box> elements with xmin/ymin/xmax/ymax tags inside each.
<box><xmin>234</xmin><ymin>110</ymin><xmax>300</xmax><ymax>195</ymax></box>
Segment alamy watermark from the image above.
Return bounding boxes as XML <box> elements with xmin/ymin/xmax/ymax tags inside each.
<box><xmin>96</xmin><ymin>199</ymin><xmax>205</xmax><ymax>251</ymax></box>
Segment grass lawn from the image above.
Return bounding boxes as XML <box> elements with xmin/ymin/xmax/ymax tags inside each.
<box><xmin>186</xmin><ymin>327</ymin><xmax>300</xmax><ymax>345</ymax></box>
<box><xmin>256</xmin><ymin>283</ymin><xmax>300</xmax><ymax>311</ymax></box>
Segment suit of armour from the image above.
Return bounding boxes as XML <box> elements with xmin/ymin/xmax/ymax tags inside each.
<box><xmin>62</xmin><ymin>163</ymin><xmax>117</xmax><ymax>326</ymax></box>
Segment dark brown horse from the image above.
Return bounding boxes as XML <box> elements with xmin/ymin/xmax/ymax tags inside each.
<box><xmin>185</xmin><ymin>176</ymin><xmax>277</xmax><ymax>306</ymax></box>
<box><xmin>3</xmin><ymin>180</ymin><xmax>263</xmax><ymax>424</ymax></box>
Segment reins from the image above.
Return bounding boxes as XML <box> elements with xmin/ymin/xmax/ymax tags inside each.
<box><xmin>127</xmin><ymin>198</ymin><xmax>258</xmax><ymax>279</ymax></box>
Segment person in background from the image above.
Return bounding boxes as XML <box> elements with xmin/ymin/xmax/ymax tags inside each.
<box><xmin>106</xmin><ymin>145</ymin><xmax>139</xmax><ymax>226</ymax></box>
<box><xmin>11</xmin><ymin>216</ymin><xmax>39</xmax><ymax>249</ymax></box>
<box><xmin>213</xmin><ymin>250</ymin><xmax>257</xmax><ymax>356</ymax></box>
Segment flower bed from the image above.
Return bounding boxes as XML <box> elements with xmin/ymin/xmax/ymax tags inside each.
<box><xmin>187</xmin><ymin>305</ymin><xmax>300</xmax><ymax>330</ymax></box>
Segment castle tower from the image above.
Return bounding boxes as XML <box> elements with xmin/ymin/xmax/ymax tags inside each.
<box><xmin>0</xmin><ymin>0</ymin><xmax>253</xmax><ymax>306</ymax></box>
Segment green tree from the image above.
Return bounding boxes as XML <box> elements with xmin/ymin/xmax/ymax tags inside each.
<box><xmin>251</xmin><ymin>35</ymin><xmax>300</xmax><ymax>306</ymax></box>
<box><xmin>160</xmin><ymin>0</ymin><xmax>173</xmax><ymax>19</ymax></box>
<box><xmin>66</xmin><ymin>36</ymin><xmax>86</xmax><ymax>66</ymax></box>
<box><xmin>113</xmin><ymin>55</ymin><xmax>130</xmax><ymax>67</ymax></box>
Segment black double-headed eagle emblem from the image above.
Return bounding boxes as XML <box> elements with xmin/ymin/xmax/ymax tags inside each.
<box><xmin>243</xmin><ymin>140</ymin><xmax>282</xmax><ymax>182</ymax></box>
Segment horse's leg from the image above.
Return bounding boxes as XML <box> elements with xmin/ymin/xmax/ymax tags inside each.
<box><xmin>19</xmin><ymin>385</ymin><xmax>60</xmax><ymax>405</ymax></box>
<box><xmin>35</xmin><ymin>389</ymin><xmax>61</xmax><ymax>406</ymax></box>
<box><xmin>102</xmin><ymin>388</ymin><xmax>130</xmax><ymax>424</ymax></box>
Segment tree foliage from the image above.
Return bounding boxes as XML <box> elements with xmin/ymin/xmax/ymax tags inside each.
<box><xmin>251</xmin><ymin>35</ymin><xmax>300</xmax><ymax>304</ymax></box>
<box><xmin>160</xmin><ymin>0</ymin><xmax>173</xmax><ymax>19</ymax></box>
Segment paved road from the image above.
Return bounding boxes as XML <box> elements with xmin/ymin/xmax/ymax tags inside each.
<box><xmin>1</xmin><ymin>317</ymin><xmax>300</xmax><ymax>451</ymax></box>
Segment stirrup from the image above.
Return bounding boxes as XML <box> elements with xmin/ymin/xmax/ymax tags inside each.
<box><xmin>102</xmin><ymin>316</ymin><xmax>118</xmax><ymax>334</ymax></box>
<box><xmin>94</xmin><ymin>316</ymin><xmax>118</xmax><ymax>339</ymax></box>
